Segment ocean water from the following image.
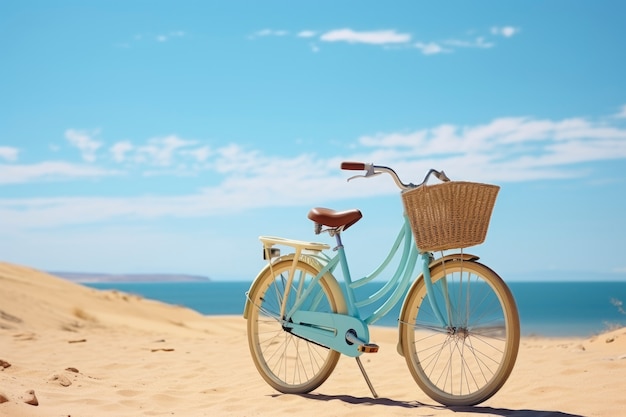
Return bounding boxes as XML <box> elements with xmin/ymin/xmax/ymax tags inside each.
<box><xmin>85</xmin><ymin>280</ymin><xmax>626</xmax><ymax>337</ymax></box>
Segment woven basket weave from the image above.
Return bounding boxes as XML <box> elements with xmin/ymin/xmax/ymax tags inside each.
<box><xmin>402</xmin><ymin>181</ymin><xmax>500</xmax><ymax>252</ymax></box>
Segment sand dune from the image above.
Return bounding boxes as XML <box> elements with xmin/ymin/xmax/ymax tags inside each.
<box><xmin>1</xmin><ymin>261</ymin><xmax>625</xmax><ymax>416</ymax></box>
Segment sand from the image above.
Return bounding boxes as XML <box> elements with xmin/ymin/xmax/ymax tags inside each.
<box><xmin>1</xmin><ymin>261</ymin><xmax>625</xmax><ymax>417</ymax></box>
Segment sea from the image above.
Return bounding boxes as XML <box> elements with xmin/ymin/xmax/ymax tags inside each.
<box><xmin>85</xmin><ymin>281</ymin><xmax>626</xmax><ymax>338</ymax></box>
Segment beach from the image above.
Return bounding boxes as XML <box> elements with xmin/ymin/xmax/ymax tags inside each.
<box><xmin>1</xmin><ymin>262</ymin><xmax>625</xmax><ymax>417</ymax></box>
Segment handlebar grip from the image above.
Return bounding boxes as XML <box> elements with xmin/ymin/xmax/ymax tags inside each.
<box><xmin>341</xmin><ymin>161</ymin><xmax>366</xmax><ymax>170</ymax></box>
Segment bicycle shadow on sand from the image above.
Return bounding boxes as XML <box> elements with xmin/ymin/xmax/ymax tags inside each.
<box><xmin>276</xmin><ymin>393</ymin><xmax>586</xmax><ymax>417</ymax></box>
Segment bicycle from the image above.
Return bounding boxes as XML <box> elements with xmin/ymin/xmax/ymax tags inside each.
<box><xmin>243</xmin><ymin>162</ymin><xmax>520</xmax><ymax>406</ymax></box>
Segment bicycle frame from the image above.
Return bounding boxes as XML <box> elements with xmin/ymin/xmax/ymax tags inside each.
<box><xmin>313</xmin><ymin>215</ymin><xmax>451</xmax><ymax>328</ymax></box>
<box><xmin>251</xmin><ymin>214</ymin><xmax>453</xmax><ymax>356</ymax></box>
<box><xmin>309</xmin><ymin>217</ymin><xmax>419</xmax><ymax>323</ymax></box>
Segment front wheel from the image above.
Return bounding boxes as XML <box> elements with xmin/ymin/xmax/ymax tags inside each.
<box><xmin>246</xmin><ymin>256</ymin><xmax>345</xmax><ymax>394</ymax></box>
<box><xmin>399</xmin><ymin>259</ymin><xmax>520</xmax><ymax>406</ymax></box>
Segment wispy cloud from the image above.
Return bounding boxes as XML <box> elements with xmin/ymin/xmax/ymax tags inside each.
<box><xmin>65</xmin><ymin>133</ymin><xmax>211</xmax><ymax>169</ymax></box>
<box><xmin>249</xmin><ymin>29</ymin><xmax>289</xmax><ymax>39</ymax></box>
<box><xmin>65</xmin><ymin>129</ymin><xmax>102</xmax><ymax>162</ymax></box>
<box><xmin>0</xmin><ymin>133</ymin><xmax>213</xmax><ymax>184</ymax></box>
<box><xmin>320</xmin><ymin>29</ymin><xmax>411</xmax><ymax>45</ymax></box>
<box><xmin>414</xmin><ymin>42</ymin><xmax>450</xmax><ymax>55</ymax></box>
<box><xmin>491</xmin><ymin>26</ymin><xmax>520</xmax><ymax>38</ymax></box>
<box><xmin>114</xmin><ymin>135</ymin><xmax>210</xmax><ymax>169</ymax></box>
<box><xmin>180</xmin><ymin>145</ymin><xmax>212</xmax><ymax>163</ymax></box>
<box><xmin>411</xmin><ymin>35</ymin><xmax>496</xmax><ymax>55</ymax></box>
<box><xmin>2</xmin><ymin>106</ymin><xmax>626</xmax><ymax>229</ymax></box>
<box><xmin>155</xmin><ymin>30</ymin><xmax>185</xmax><ymax>42</ymax></box>
<box><xmin>443</xmin><ymin>37</ymin><xmax>494</xmax><ymax>49</ymax></box>
<box><xmin>357</xmin><ymin>114</ymin><xmax>626</xmax><ymax>182</ymax></box>
<box><xmin>110</xmin><ymin>141</ymin><xmax>134</xmax><ymax>163</ymax></box>
<box><xmin>252</xmin><ymin>25</ymin><xmax>519</xmax><ymax>54</ymax></box>
<box><xmin>133</xmin><ymin>136</ymin><xmax>198</xmax><ymax>166</ymax></box>
<box><xmin>116</xmin><ymin>30</ymin><xmax>187</xmax><ymax>48</ymax></box>
<box><xmin>0</xmin><ymin>161</ymin><xmax>119</xmax><ymax>185</ymax></box>
<box><xmin>615</xmin><ymin>104</ymin><xmax>626</xmax><ymax>119</ymax></box>
<box><xmin>0</xmin><ymin>146</ymin><xmax>19</xmax><ymax>162</ymax></box>
<box><xmin>297</xmin><ymin>30</ymin><xmax>317</xmax><ymax>38</ymax></box>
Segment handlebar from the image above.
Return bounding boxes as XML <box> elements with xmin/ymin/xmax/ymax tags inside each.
<box><xmin>340</xmin><ymin>161</ymin><xmax>450</xmax><ymax>191</ymax></box>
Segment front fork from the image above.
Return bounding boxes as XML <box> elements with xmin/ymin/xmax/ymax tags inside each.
<box><xmin>420</xmin><ymin>253</ymin><xmax>452</xmax><ymax>328</ymax></box>
<box><xmin>397</xmin><ymin>252</ymin><xmax>480</xmax><ymax>356</ymax></box>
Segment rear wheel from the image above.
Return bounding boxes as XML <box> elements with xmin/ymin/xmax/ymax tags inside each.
<box><xmin>400</xmin><ymin>259</ymin><xmax>520</xmax><ymax>406</ymax></box>
<box><xmin>246</xmin><ymin>258</ymin><xmax>344</xmax><ymax>393</ymax></box>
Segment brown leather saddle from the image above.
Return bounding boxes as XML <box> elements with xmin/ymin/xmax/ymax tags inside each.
<box><xmin>307</xmin><ymin>207</ymin><xmax>362</xmax><ymax>232</ymax></box>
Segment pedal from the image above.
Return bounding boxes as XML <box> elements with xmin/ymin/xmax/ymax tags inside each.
<box><xmin>358</xmin><ymin>343</ymin><xmax>379</xmax><ymax>353</ymax></box>
<box><xmin>345</xmin><ymin>330</ymin><xmax>379</xmax><ymax>353</ymax></box>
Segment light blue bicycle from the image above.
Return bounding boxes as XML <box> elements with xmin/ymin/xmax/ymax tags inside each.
<box><xmin>243</xmin><ymin>162</ymin><xmax>520</xmax><ymax>406</ymax></box>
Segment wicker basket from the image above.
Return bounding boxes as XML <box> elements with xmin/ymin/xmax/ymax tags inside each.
<box><xmin>402</xmin><ymin>181</ymin><xmax>500</xmax><ymax>252</ymax></box>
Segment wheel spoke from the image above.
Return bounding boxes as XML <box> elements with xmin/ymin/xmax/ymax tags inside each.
<box><xmin>246</xmin><ymin>259</ymin><xmax>342</xmax><ymax>393</ymax></box>
<box><xmin>400</xmin><ymin>259</ymin><xmax>520</xmax><ymax>406</ymax></box>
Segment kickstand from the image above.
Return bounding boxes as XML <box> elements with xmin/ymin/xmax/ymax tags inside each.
<box><xmin>355</xmin><ymin>356</ymin><xmax>378</xmax><ymax>398</ymax></box>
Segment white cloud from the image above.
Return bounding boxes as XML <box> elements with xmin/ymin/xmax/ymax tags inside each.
<box><xmin>110</xmin><ymin>141</ymin><xmax>134</xmax><ymax>162</ymax></box>
<box><xmin>54</xmin><ymin>131</ymin><xmax>214</xmax><ymax>172</ymax></box>
<box><xmin>250</xmin><ymin>29</ymin><xmax>289</xmax><ymax>39</ymax></box>
<box><xmin>491</xmin><ymin>26</ymin><xmax>520</xmax><ymax>38</ymax></box>
<box><xmin>0</xmin><ymin>150</ymin><xmax>356</xmax><ymax>230</ymax></box>
<box><xmin>72</xmin><ymin>134</ymin><xmax>212</xmax><ymax>170</ymax></box>
<box><xmin>116</xmin><ymin>31</ymin><xmax>186</xmax><ymax>48</ymax></box>
<box><xmin>65</xmin><ymin>129</ymin><xmax>102</xmax><ymax>162</ymax></box>
<box><xmin>320</xmin><ymin>29</ymin><xmax>411</xmax><ymax>45</ymax></box>
<box><xmin>443</xmin><ymin>37</ymin><xmax>494</xmax><ymax>49</ymax></box>
<box><xmin>414</xmin><ymin>36</ymin><xmax>494</xmax><ymax>55</ymax></box>
<box><xmin>254</xmin><ymin>26</ymin><xmax>518</xmax><ymax>54</ymax></box>
<box><xmin>614</xmin><ymin>104</ymin><xmax>626</xmax><ymax>118</ymax></box>
<box><xmin>357</xmin><ymin>114</ymin><xmax>626</xmax><ymax>182</ymax></box>
<box><xmin>0</xmin><ymin>146</ymin><xmax>19</xmax><ymax>162</ymax></box>
<box><xmin>298</xmin><ymin>30</ymin><xmax>317</xmax><ymax>38</ymax></box>
<box><xmin>134</xmin><ymin>136</ymin><xmax>196</xmax><ymax>166</ymax></box>
<box><xmin>5</xmin><ymin>109</ymin><xmax>626</xmax><ymax>229</ymax></box>
<box><xmin>180</xmin><ymin>145</ymin><xmax>212</xmax><ymax>162</ymax></box>
<box><xmin>156</xmin><ymin>30</ymin><xmax>186</xmax><ymax>42</ymax></box>
<box><xmin>0</xmin><ymin>161</ymin><xmax>119</xmax><ymax>185</ymax></box>
<box><xmin>414</xmin><ymin>42</ymin><xmax>449</xmax><ymax>55</ymax></box>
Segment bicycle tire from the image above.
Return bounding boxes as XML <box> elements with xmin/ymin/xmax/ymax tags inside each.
<box><xmin>399</xmin><ymin>259</ymin><xmax>520</xmax><ymax>406</ymax></box>
<box><xmin>246</xmin><ymin>256</ymin><xmax>346</xmax><ymax>394</ymax></box>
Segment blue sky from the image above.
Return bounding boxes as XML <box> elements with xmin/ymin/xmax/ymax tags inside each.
<box><xmin>1</xmin><ymin>1</ymin><xmax>625</xmax><ymax>281</ymax></box>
